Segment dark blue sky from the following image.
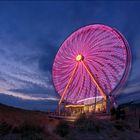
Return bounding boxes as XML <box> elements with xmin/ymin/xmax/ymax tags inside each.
<box><xmin>0</xmin><ymin>1</ymin><xmax>140</xmax><ymax>111</ymax></box>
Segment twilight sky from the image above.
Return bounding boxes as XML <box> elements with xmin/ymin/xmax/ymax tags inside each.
<box><xmin>0</xmin><ymin>1</ymin><xmax>140</xmax><ymax>111</ymax></box>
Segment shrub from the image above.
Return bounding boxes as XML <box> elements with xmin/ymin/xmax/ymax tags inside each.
<box><xmin>54</xmin><ymin>120</ymin><xmax>70</xmax><ymax>137</ymax></box>
<box><xmin>74</xmin><ymin>114</ymin><xmax>100</xmax><ymax>132</ymax></box>
<box><xmin>0</xmin><ymin>122</ymin><xmax>12</xmax><ymax>136</ymax></box>
<box><xmin>12</xmin><ymin>122</ymin><xmax>45</xmax><ymax>140</ymax></box>
<box><xmin>114</xmin><ymin>120</ymin><xmax>125</xmax><ymax>131</ymax></box>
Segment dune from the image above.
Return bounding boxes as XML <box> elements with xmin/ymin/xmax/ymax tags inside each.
<box><xmin>0</xmin><ymin>103</ymin><xmax>61</xmax><ymax>140</ymax></box>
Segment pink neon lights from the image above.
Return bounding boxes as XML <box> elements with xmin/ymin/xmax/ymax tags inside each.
<box><xmin>52</xmin><ymin>24</ymin><xmax>131</xmax><ymax>104</ymax></box>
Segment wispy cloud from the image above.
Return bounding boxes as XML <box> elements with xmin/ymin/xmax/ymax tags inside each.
<box><xmin>0</xmin><ymin>88</ymin><xmax>59</xmax><ymax>101</ymax></box>
<box><xmin>0</xmin><ymin>2</ymin><xmax>140</xmax><ymax>110</ymax></box>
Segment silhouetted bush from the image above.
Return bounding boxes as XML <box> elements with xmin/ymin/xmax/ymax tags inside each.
<box><xmin>12</xmin><ymin>122</ymin><xmax>45</xmax><ymax>140</ymax></box>
<box><xmin>110</xmin><ymin>107</ymin><xmax>116</xmax><ymax>116</ymax></box>
<box><xmin>54</xmin><ymin>120</ymin><xmax>70</xmax><ymax>137</ymax></box>
<box><xmin>0</xmin><ymin>122</ymin><xmax>12</xmax><ymax>136</ymax></box>
<box><xmin>114</xmin><ymin>120</ymin><xmax>132</xmax><ymax>132</ymax></box>
<box><xmin>114</xmin><ymin>122</ymin><xmax>123</xmax><ymax>131</ymax></box>
<box><xmin>20</xmin><ymin>122</ymin><xmax>42</xmax><ymax>133</ymax></box>
<box><xmin>0</xmin><ymin>121</ymin><xmax>54</xmax><ymax>140</ymax></box>
<box><xmin>75</xmin><ymin>114</ymin><xmax>100</xmax><ymax>132</ymax></box>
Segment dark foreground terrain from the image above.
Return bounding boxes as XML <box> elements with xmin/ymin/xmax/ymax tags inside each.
<box><xmin>0</xmin><ymin>103</ymin><xmax>139</xmax><ymax>140</ymax></box>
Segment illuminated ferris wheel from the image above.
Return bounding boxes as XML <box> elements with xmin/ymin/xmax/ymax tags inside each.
<box><xmin>52</xmin><ymin>24</ymin><xmax>131</xmax><ymax>108</ymax></box>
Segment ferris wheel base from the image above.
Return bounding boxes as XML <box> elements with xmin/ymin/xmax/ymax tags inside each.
<box><xmin>57</xmin><ymin>99</ymin><xmax>113</xmax><ymax>116</ymax></box>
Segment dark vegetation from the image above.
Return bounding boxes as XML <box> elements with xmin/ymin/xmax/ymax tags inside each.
<box><xmin>54</xmin><ymin>113</ymin><xmax>140</xmax><ymax>140</ymax></box>
<box><xmin>54</xmin><ymin>121</ymin><xmax>70</xmax><ymax>137</ymax></box>
<box><xmin>74</xmin><ymin>113</ymin><xmax>100</xmax><ymax>132</ymax></box>
<box><xmin>0</xmin><ymin>103</ymin><xmax>139</xmax><ymax>140</ymax></box>
<box><xmin>0</xmin><ymin>103</ymin><xmax>60</xmax><ymax>140</ymax></box>
<box><xmin>0</xmin><ymin>121</ymin><xmax>47</xmax><ymax>140</ymax></box>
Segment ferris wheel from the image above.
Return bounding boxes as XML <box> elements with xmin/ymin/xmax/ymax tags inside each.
<box><xmin>52</xmin><ymin>24</ymin><xmax>131</xmax><ymax>108</ymax></box>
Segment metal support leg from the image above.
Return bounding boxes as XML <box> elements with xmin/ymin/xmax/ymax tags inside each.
<box><xmin>82</xmin><ymin>61</ymin><xmax>106</xmax><ymax>100</ymax></box>
<box><xmin>58</xmin><ymin>63</ymin><xmax>78</xmax><ymax>115</ymax></box>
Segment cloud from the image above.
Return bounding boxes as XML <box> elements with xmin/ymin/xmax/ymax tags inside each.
<box><xmin>0</xmin><ymin>93</ymin><xmax>58</xmax><ymax>111</ymax></box>
<box><xmin>38</xmin><ymin>43</ymin><xmax>57</xmax><ymax>73</ymax></box>
<box><xmin>0</xmin><ymin>87</ymin><xmax>59</xmax><ymax>101</ymax></box>
<box><xmin>0</xmin><ymin>2</ymin><xmax>139</xmax><ymax>110</ymax></box>
<box><xmin>0</xmin><ymin>92</ymin><xmax>59</xmax><ymax>101</ymax></box>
